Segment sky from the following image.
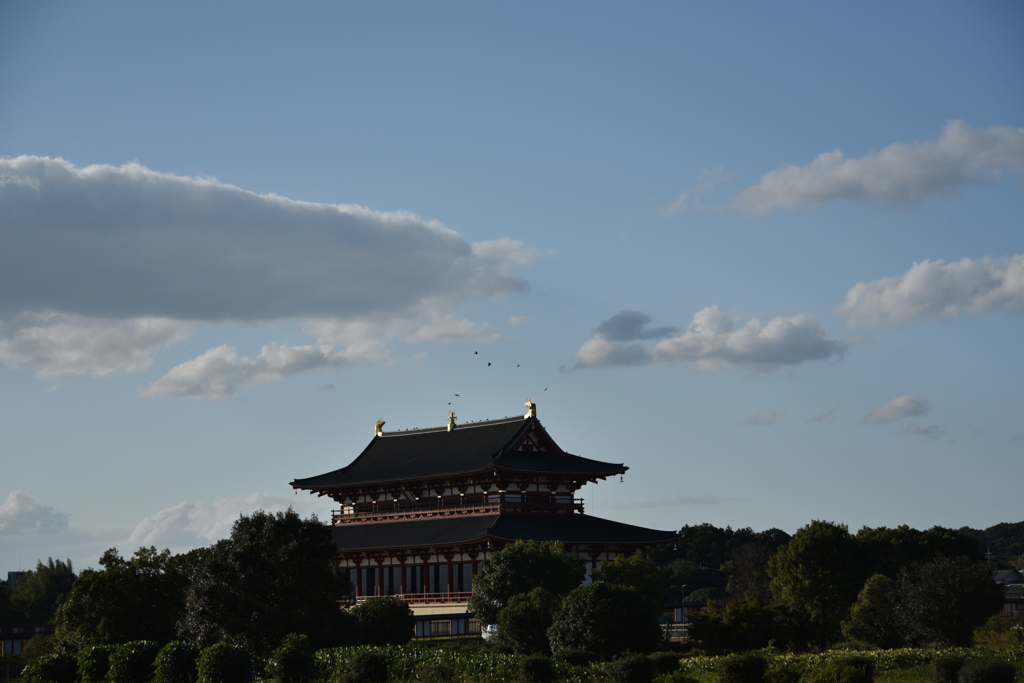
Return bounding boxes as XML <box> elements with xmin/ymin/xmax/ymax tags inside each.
<box><xmin>2</xmin><ymin>1</ymin><xmax>1023</xmax><ymax>575</ymax></box>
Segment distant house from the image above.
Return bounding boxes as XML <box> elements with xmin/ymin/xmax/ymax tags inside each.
<box><xmin>995</xmin><ymin>569</ymin><xmax>1024</xmax><ymax>617</ymax></box>
<box><xmin>1</xmin><ymin>624</ymin><xmax>54</xmax><ymax>656</ymax></box>
<box><xmin>291</xmin><ymin>401</ymin><xmax>679</xmax><ymax>637</ymax></box>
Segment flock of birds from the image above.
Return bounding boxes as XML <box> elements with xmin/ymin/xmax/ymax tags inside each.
<box><xmin>445</xmin><ymin>351</ymin><xmax>548</xmax><ymax>409</ymax></box>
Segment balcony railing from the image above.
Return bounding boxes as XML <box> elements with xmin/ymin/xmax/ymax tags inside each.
<box><xmin>333</xmin><ymin>497</ymin><xmax>585</xmax><ymax>525</ymax></box>
<box><xmin>355</xmin><ymin>591</ymin><xmax>473</xmax><ymax>605</ymax></box>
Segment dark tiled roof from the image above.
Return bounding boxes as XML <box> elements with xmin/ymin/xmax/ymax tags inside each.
<box><xmin>330</xmin><ymin>513</ymin><xmax>678</xmax><ymax>551</ymax></box>
<box><xmin>292</xmin><ymin>416</ymin><xmax>625</xmax><ymax>490</ymax></box>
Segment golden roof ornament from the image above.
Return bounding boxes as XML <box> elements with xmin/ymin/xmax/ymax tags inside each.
<box><xmin>524</xmin><ymin>399</ymin><xmax>537</xmax><ymax>418</ymax></box>
<box><xmin>447</xmin><ymin>409</ymin><xmax>457</xmax><ymax>432</ymax></box>
<box><xmin>375</xmin><ymin>419</ymin><xmax>385</xmax><ymax>437</ymax></box>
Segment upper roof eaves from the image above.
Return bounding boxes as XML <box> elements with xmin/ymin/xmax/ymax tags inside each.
<box><xmin>290</xmin><ymin>414</ymin><xmax>626</xmax><ymax>490</ymax></box>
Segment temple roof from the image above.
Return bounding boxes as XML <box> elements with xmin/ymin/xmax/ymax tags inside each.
<box><xmin>291</xmin><ymin>415</ymin><xmax>626</xmax><ymax>491</ymax></box>
<box><xmin>330</xmin><ymin>513</ymin><xmax>679</xmax><ymax>551</ymax></box>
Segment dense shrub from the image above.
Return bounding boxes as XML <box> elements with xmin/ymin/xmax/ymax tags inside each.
<box><xmin>718</xmin><ymin>654</ymin><xmax>767</xmax><ymax>683</ymax></box>
<box><xmin>517</xmin><ymin>654</ymin><xmax>555</xmax><ymax>683</ymax></box>
<box><xmin>548</xmin><ymin>583</ymin><xmax>661</xmax><ymax>659</ymax></box>
<box><xmin>196</xmin><ymin>643</ymin><xmax>255</xmax><ymax>683</ymax></box>
<box><xmin>350</xmin><ymin>596</ymin><xmax>415</xmax><ymax>646</ymax></box>
<box><xmin>837</xmin><ymin>656</ymin><xmax>874</xmax><ymax>683</ymax></box>
<box><xmin>108</xmin><ymin>641</ymin><xmax>161</xmax><ymax>683</ymax></box>
<box><xmin>416</xmin><ymin>660</ymin><xmax>455</xmax><ymax>683</ymax></box>
<box><xmin>606</xmin><ymin>653</ymin><xmax>656</xmax><ymax>683</ymax></box>
<box><xmin>0</xmin><ymin>654</ymin><xmax>27</xmax><ymax>681</ymax></box>
<box><xmin>957</xmin><ymin>659</ymin><xmax>1016</xmax><ymax>683</ymax></box>
<box><xmin>153</xmin><ymin>642</ymin><xmax>199</xmax><ymax>683</ymax></box>
<box><xmin>21</xmin><ymin>653</ymin><xmax>78</xmax><ymax>683</ymax></box>
<box><xmin>344</xmin><ymin>651</ymin><xmax>388</xmax><ymax>683</ymax></box>
<box><xmin>651</xmin><ymin>652</ymin><xmax>681</xmax><ymax>675</ymax></box>
<box><xmin>933</xmin><ymin>655</ymin><xmax>967</xmax><ymax>683</ymax></box>
<box><xmin>553</xmin><ymin>649</ymin><xmax>596</xmax><ymax>667</ymax></box>
<box><xmin>267</xmin><ymin>634</ymin><xmax>314</xmax><ymax>683</ymax></box>
<box><xmin>77</xmin><ymin>644</ymin><xmax>114</xmax><ymax>683</ymax></box>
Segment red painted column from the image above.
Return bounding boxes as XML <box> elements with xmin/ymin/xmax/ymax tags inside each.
<box><xmin>400</xmin><ymin>561</ymin><xmax>407</xmax><ymax>595</ymax></box>
<box><xmin>446</xmin><ymin>560</ymin><xmax>454</xmax><ymax>595</ymax></box>
<box><xmin>355</xmin><ymin>562</ymin><xmax>363</xmax><ymax>597</ymax></box>
<box><xmin>377</xmin><ymin>565</ymin><xmax>384</xmax><ymax>596</ymax></box>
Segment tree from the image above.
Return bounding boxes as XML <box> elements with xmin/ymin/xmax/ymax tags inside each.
<box><xmin>687</xmin><ymin>593</ymin><xmax>776</xmax><ymax>652</ymax></box>
<box><xmin>894</xmin><ymin>555</ymin><xmax>1004</xmax><ymax>647</ymax></box>
<box><xmin>10</xmin><ymin>559</ymin><xmax>76</xmax><ymax>623</ymax></box>
<box><xmin>547</xmin><ymin>583</ymin><xmax>661</xmax><ymax>659</ymax></box>
<box><xmin>177</xmin><ymin>508</ymin><xmax>352</xmax><ymax>651</ymax></box>
<box><xmin>842</xmin><ymin>574</ymin><xmax>903</xmax><ymax>648</ymax></box>
<box><xmin>856</xmin><ymin>525</ymin><xmax>982</xmax><ymax>579</ymax></box>
<box><xmin>55</xmin><ymin>547</ymin><xmax>191</xmax><ymax>646</ymax></box>
<box><xmin>467</xmin><ymin>540</ymin><xmax>585</xmax><ymax>626</ymax></box>
<box><xmin>349</xmin><ymin>596</ymin><xmax>413</xmax><ymax>646</ymax></box>
<box><xmin>497</xmin><ymin>587</ymin><xmax>562</xmax><ymax>654</ymax></box>
<box><xmin>768</xmin><ymin>520</ymin><xmax>863</xmax><ymax>650</ymax></box>
<box><xmin>591</xmin><ymin>554</ymin><xmax>666</xmax><ymax>614</ymax></box>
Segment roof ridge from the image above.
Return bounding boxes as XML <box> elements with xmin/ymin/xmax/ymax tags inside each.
<box><xmin>380</xmin><ymin>414</ymin><xmax>528</xmax><ymax>437</ymax></box>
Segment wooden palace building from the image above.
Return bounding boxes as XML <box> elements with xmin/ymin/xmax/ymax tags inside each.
<box><xmin>290</xmin><ymin>401</ymin><xmax>678</xmax><ymax>636</ymax></box>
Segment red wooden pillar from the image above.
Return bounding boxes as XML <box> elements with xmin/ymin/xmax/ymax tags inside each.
<box><xmin>354</xmin><ymin>560</ymin><xmax>363</xmax><ymax>597</ymax></box>
<box><xmin>421</xmin><ymin>556</ymin><xmax>430</xmax><ymax>594</ymax></box>
<box><xmin>446</xmin><ymin>559</ymin><xmax>454</xmax><ymax>595</ymax></box>
<box><xmin>377</xmin><ymin>564</ymin><xmax>384</xmax><ymax>596</ymax></box>
<box><xmin>399</xmin><ymin>560</ymin><xmax>407</xmax><ymax>595</ymax></box>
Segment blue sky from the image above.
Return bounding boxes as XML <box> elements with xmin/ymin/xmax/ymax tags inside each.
<box><xmin>2</xmin><ymin>1</ymin><xmax>1023</xmax><ymax>573</ymax></box>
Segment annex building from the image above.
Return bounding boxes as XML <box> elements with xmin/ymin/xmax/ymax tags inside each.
<box><xmin>291</xmin><ymin>401</ymin><xmax>678</xmax><ymax>637</ymax></box>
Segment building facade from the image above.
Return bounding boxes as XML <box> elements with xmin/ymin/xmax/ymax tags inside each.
<box><xmin>291</xmin><ymin>401</ymin><xmax>678</xmax><ymax>636</ymax></box>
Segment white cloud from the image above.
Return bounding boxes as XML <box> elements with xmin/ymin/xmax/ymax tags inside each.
<box><xmin>0</xmin><ymin>157</ymin><xmax>534</xmax><ymax>385</ymax></box>
<box><xmin>727</xmin><ymin>121</ymin><xmax>1024</xmax><ymax>213</ymax></box>
<box><xmin>140</xmin><ymin>342</ymin><xmax>390</xmax><ymax>399</ymax></box>
<box><xmin>575</xmin><ymin>306</ymin><xmax>845</xmax><ymax>371</ymax></box>
<box><xmin>663</xmin><ymin>168</ymin><xmax>725</xmax><ymax>216</ymax></box>
<box><xmin>745</xmin><ymin>410</ymin><xmax>786</xmax><ymax>426</ymax></box>
<box><xmin>127</xmin><ymin>493</ymin><xmax>332</xmax><ymax>548</ymax></box>
<box><xmin>0</xmin><ymin>491</ymin><xmax>70</xmax><ymax>535</ymax></box>
<box><xmin>0</xmin><ymin>311</ymin><xmax>194</xmax><ymax>380</ymax></box>
<box><xmin>836</xmin><ymin>254</ymin><xmax>1024</xmax><ymax>327</ymax></box>
<box><xmin>863</xmin><ymin>395</ymin><xmax>929</xmax><ymax>424</ymax></box>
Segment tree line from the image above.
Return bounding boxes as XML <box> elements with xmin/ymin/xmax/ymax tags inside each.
<box><xmin>2</xmin><ymin>514</ymin><xmax>1017</xmax><ymax>659</ymax></box>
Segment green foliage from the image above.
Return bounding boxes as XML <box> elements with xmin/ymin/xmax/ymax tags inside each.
<box><xmin>843</xmin><ymin>574</ymin><xmax>903</xmax><ymax>648</ymax></box>
<box><xmin>856</xmin><ymin>526</ymin><xmax>983</xmax><ymax>579</ymax></box>
<box><xmin>553</xmin><ymin>649</ymin><xmax>597</xmax><ymax>667</ymax></box>
<box><xmin>606</xmin><ymin>653</ymin><xmax>656</xmax><ymax>683</ymax></box>
<box><xmin>548</xmin><ymin>582</ymin><xmax>661</xmax><ymax>660</ymax></box>
<box><xmin>592</xmin><ymin>554</ymin><xmax>666</xmax><ymax>614</ymax></box>
<box><xmin>468</xmin><ymin>540</ymin><xmax>585</xmax><ymax>626</ymax></box>
<box><xmin>688</xmin><ymin>592</ymin><xmax>776</xmax><ymax>652</ymax></box>
<box><xmin>56</xmin><ymin>547</ymin><xmax>191</xmax><ymax>647</ymax></box>
<box><xmin>895</xmin><ymin>555</ymin><xmax>1005</xmax><ymax>647</ymax></box>
<box><xmin>350</xmin><ymin>596</ymin><xmax>415</xmax><ymax>646</ymax></box>
<box><xmin>10</xmin><ymin>559</ymin><xmax>77</xmax><ymax>623</ymax></box>
<box><xmin>22</xmin><ymin>635</ymin><xmax>58</xmax><ymax>661</ymax></box>
<box><xmin>77</xmin><ymin>644</ymin><xmax>114</xmax><ymax>683</ymax></box>
<box><xmin>956</xmin><ymin>659</ymin><xmax>1017</xmax><ymax>683</ymax></box>
<box><xmin>267</xmin><ymin>634</ymin><xmax>314</xmax><ymax>683</ymax></box>
<box><xmin>768</xmin><ymin>521</ymin><xmax>863</xmax><ymax>650</ymax></box>
<box><xmin>650</xmin><ymin>652</ymin><xmax>681</xmax><ymax>674</ymax></box>
<box><xmin>153</xmin><ymin>642</ymin><xmax>199</xmax><ymax>683</ymax></box>
<box><xmin>415</xmin><ymin>660</ymin><xmax>455</xmax><ymax>683</ymax></box>
<box><xmin>108</xmin><ymin>640</ymin><xmax>161</xmax><ymax>683</ymax></box>
<box><xmin>196</xmin><ymin>643</ymin><xmax>254</xmax><ymax>683</ymax></box>
<box><xmin>343</xmin><ymin>651</ymin><xmax>388</xmax><ymax>683</ymax></box>
<box><xmin>717</xmin><ymin>654</ymin><xmax>767</xmax><ymax>683</ymax></box>
<box><xmin>20</xmin><ymin>653</ymin><xmax>78</xmax><ymax>683</ymax></box>
<box><xmin>178</xmin><ymin>508</ymin><xmax>353</xmax><ymax>651</ymax></box>
<box><xmin>932</xmin><ymin>655</ymin><xmax>966</xmax><ymax>683</ymax></box>
<box><xmin>497</xmin><ymin>587</ymin><xmax>562</xmax><ymax>654</ymax></box>
<box><xmin>517</xmin><ymin>654</ymin><xmax>555</xmax><ymax>683</ymax></box>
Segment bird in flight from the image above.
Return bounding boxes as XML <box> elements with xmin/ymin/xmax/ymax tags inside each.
<box><xmin>487</xmin><ymin>363</ymin><xmax>491</xmax><ymax>366</ymax></box>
